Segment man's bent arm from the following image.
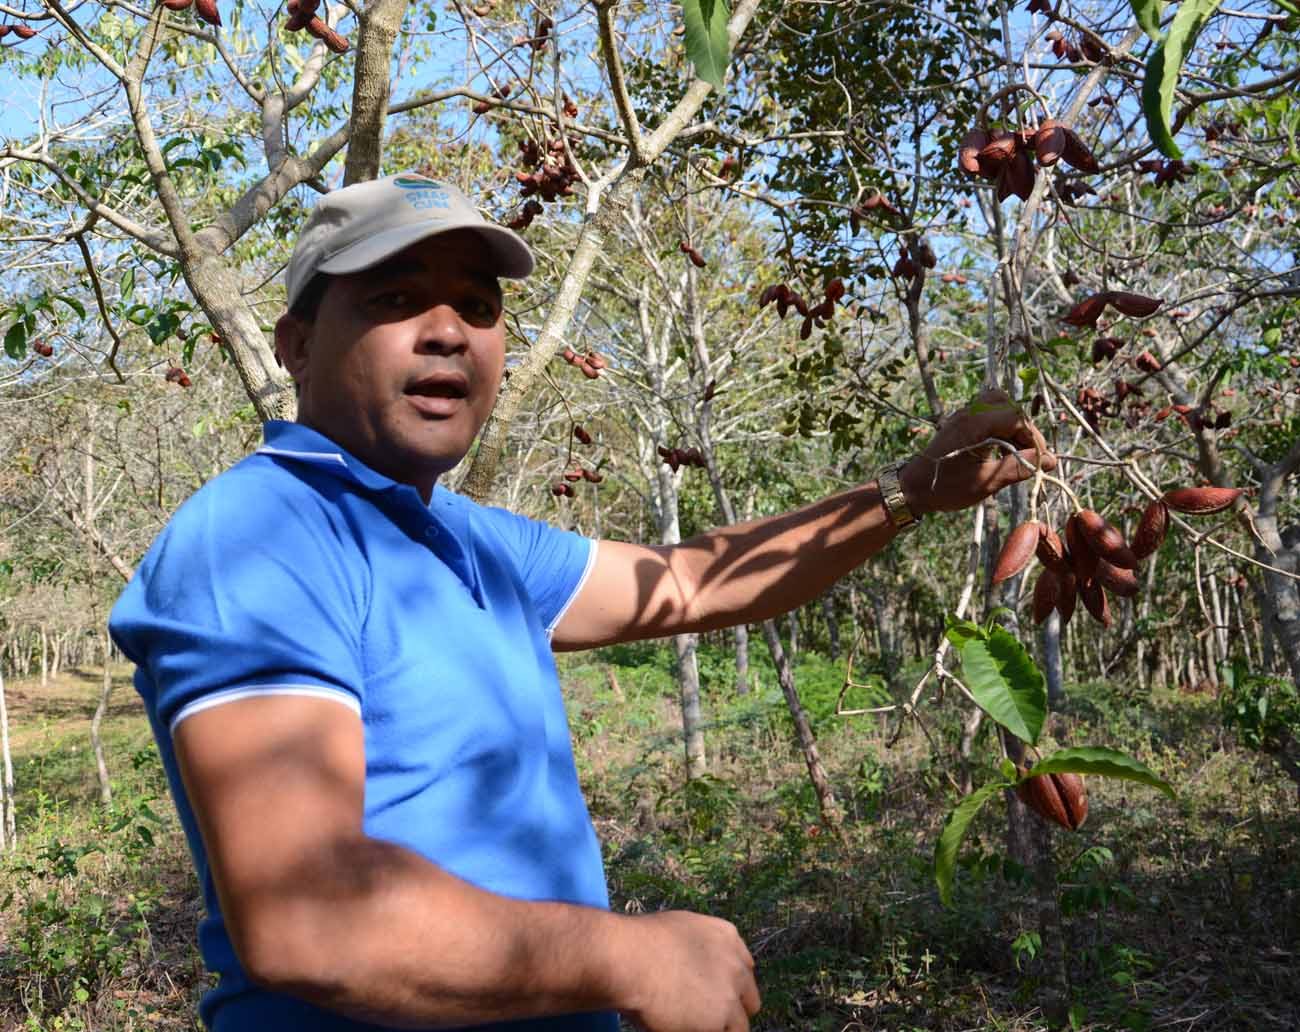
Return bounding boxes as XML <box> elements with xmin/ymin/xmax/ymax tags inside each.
<box><xmin>176</xmin><ymin>694</ymin><xmax>758</xmax><ymax>1030</ymax></box>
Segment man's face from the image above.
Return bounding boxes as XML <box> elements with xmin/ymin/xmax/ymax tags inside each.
<box><xmin>276</xmin><ymin>231</ymin><xmax>507</xmax><ymax>500</ymax></box>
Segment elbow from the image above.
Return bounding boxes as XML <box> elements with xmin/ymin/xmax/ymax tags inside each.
<box><xmin>229</xmin><ymin>905</ymin><xmax>352</xmax><ymax>1000</ymax></box>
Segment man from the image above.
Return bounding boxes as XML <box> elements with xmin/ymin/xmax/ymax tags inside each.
<box><xmin>109</xmin><ymin>173</ymin><xmax>1054</xmax><ymax>1032</ymax></box>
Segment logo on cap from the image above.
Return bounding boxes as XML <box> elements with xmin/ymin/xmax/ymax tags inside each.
<box><xmin>394</xmin><ymin>176</ymin><xmax>451</xmax><ymax>212</ymax></box>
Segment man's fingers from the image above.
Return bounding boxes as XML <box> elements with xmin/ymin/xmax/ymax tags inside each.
<box><xmin>741</xmin><ymin>975</ymin><xmax>762</xmax><ymax>1017</ymax></box>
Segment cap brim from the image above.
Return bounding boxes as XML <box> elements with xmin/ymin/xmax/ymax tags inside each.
<box><xmin>317</xmin><ymin>218</ymin><xmax>534</xmax><ymax>280</ymax></box>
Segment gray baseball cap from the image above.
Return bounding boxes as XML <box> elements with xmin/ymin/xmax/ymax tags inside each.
<box><xmin>285</xmin><ymin>173</ymin><xmax>534</xmax><ymax>311</ymax></box>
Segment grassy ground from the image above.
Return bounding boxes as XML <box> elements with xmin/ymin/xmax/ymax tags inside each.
<box><xmin>1</xmin><ymin>649</ymin><xmax>1297</xmax><ymax>1031</ymax></box>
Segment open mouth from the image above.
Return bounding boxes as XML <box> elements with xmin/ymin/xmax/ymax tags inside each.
<box><xmin>406</xmin><ymin>374</ymin><xmax>469</xmax><ymax>400</ymax></box>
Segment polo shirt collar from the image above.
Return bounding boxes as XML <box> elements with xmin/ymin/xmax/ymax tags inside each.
<box><xmin>257</xmin><ymin>421</ymin><xmax>483</xmax><ymax>603</ymax></box>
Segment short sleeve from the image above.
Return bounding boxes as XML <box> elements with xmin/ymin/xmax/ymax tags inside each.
<box><xmin>109</xmin><ymin>467</ymin><xmax>368</xmax><ymax>735</ymax></box>
<box><xmin>470</xmin><ymin>501</ymin><xmax>595</xmax><ymax>633</ymax></box>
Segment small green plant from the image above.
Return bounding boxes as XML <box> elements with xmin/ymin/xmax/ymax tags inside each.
<box><xmin>1219</xmin><ymin>657</ymin><xmax>1300</xmax><ymax>795</ymax></box>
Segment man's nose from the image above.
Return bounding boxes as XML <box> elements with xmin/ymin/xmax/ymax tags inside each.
<box><xmin>416</xmin><ymin>304</ymin><xmax>469</xmax><ymax>352</ymax></box>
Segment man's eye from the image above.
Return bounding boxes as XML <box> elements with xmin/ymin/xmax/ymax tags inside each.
<box><xmin>371</xmin><ymin>291</ymin><xmax>410</xmax><ymax>308</ymax></box>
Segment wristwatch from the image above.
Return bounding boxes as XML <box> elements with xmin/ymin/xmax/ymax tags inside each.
<box><xmin>877</xmin><ymin>462</ymin><xmax>921</xmax><ymax>533</ymax></box>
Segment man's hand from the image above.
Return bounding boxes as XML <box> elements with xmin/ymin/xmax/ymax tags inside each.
<box><xmin>616</xmin><ymin>910</ymin><xmax>761</xmax><ymax>1032</ymax></box>
<box><xmin>899</xmin><ymin>388</ymin><xmax>1057</xmax><ymax>516</ymax></box>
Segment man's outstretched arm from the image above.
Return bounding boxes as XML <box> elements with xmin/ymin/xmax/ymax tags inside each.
<box><xmin>552</xmin><ymin>389</ymin><xmax>1055</xmax><ymax>651</ymax></box>
<box><xmin>176</xmin><ymin>694</ymin><xmax>760</xmax><ymax>1031</ymax></box>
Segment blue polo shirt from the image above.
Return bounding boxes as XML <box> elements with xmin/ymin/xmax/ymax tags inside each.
<box><xmin>108</xmin><ymin>421</ymin><xmax>615</xmax><ymax>1032</ymax></box>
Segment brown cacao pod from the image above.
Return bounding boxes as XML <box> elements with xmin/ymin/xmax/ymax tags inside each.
<box><xmin>1079</xmin><ymin>579</ymin><xmax>1112</xmax><ymax>627</ymax></box>
<box><xmin>992</xmin><ymin>521</ymin><xmax>1041</xmax><ymax>584</ymax></box>
<box><xmin>162</xmin><ymin>0</ymin><xmax>194</xmax><ymax>10</ymax></box>
<box><xmin>1034</xmin><ymin>120</ymin><xmax>1067</xmax><ymax>166</ymax></box>
<box><xmin>1056</xmin><ymin>571</ymin><xmax>1078</xmax><ymax>625</ymax></box>
<box><xmin>958</xmin><ymin>128</ymin><xmax>991</xmax><ymax>175</ymax></box>
<box><xmin>12</xmin><ymin>23</ymin><xmax>38</xmax><ymax>37</ymax></box>
<box><xmin>979</xmin><ymin>129</ymin><xmax>1018</xmax><ymax>163</ymax></box>
<box><xmin>1063</xmin><ymin>293</ymin><xmax>1107</xmax><ymax>328</ymax></box>
<box><xmin>1065</xmin><ymin>515</ymin><xmax>1098</xmax><ymax>584</ymax></box>
<box><xmin>1075</xmin><ymin>508</ymin><xmax>1138</xmax><ymax>569</ymax></box>
<box><xmin>1108</xmin><ymin>292</ymin><xmax>1162</xmax><ymax>318</ymax></box>
<box><xmin>194</xmin><ymin>0</ymin><xmax>222</xmax><ymax>25</ymax></box>
<box><xmin>1016</xmin><ymin>770</ymin><xmax>1088</xmax><ymax>830</ymax></box>
<box><xmin>1130</xmin><ymin>500</ymin><xmax>1169</xmax><ymax>559</ymax></box>
<box><xmin>1060</xmin><ymin>128</ymin><xmax>1099</xmax><ymax>173</ymax></box>
<box><xmin>1032</xmin><ymin>569</ymin><xmax>1061</xmax><ymax>624</ymax></box>
<box><xmin>1035</xmin><ymin>524</ymin><xmax>1068</xmax><ymax>572</ymax></box>
<box><xmin>1095</xmin><ymin>558</ymin><xmax>1139</xmax><ymax>598</ymax></box>
<box><xmin>1162</xmin><ymin>486</ymin><xmax>1243</xmax><ymax>515</ymax></box>
<box><xmin>1006</xmin><ymin>149</ymin><xmax>1035</xmax><ymax>201</ymax></box>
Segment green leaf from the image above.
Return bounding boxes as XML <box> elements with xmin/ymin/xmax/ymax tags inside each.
<box><xmin>1025</xmin><ymin>746</ymin><xmax>1176</xmax><ymax>798</ymax></box>
<box><xmin>944</xmin><ymin>616</ymin><xmax>984</xmax><ymax>650</ymax></box>
<box><xmin>1130</xmin><ymin>0</ymin><xmax>1168</xmax><ymax>41</ymax></box>
<box><xmin>935</xmin><ymin>781</ymin><xmax>1006</xmax><ymax>907</ymax></box>
<box><xmin>4</xmin><ymin>321</ymin><xmax>27</xmax><ymax>360</ymax></box>
<box><xmin>682</xmin><ymin>0</ymin><xmax>731</xmax><ymax>91</ymax></box>
<box><xmin>56</xmin><ymin>295</ymin><xmax>86</xmax><ymax>320</ymax></box>
<box><xmin>958</xmin><ymin>626</ymin><xmax>1047</xmax><ymax>745</ymax></box>
<box><xmin>1141</xmin><ymin>0</ymin><xmax>1224</xmax><ymax>158</ymax></box>
<box><xmin>121</xmin><ymin>266</ymin><xmax>135</xmax><ymax>303</ymax></box>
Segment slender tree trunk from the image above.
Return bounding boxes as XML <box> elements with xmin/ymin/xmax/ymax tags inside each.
<box><xmin>1041</xmin><ymin>609</ymin><xmax>1064</xmax><ymax>706</ymax></box>
<box><xmin>92</xmin><ymin>633</ymin><xmax>114</xmax><ymax>806</ymax></box>
<box><xmin>957</xmin><ymin>705</ymin><xmax>983</xmax><ymax>795</ymax></box>
<box><xmin>759</xmin><ymin>620</ymin><xmax>842</xmax><ymax>829</ymax></box>
<box><xmin>787</xmin><ymin>609</ymin><xmax>800</xmax><ymax>662</ymax></box>
<box><xmin>732</xmin><ymin>624</ymin><xmax>751</xmax><ymax>696</ymax></box>
<box><xmin>674</xmin><ymin>632</ymin><xmax>707</xmax><ymax>779</ymax></box>
<box><xmin>823</xmin><ymin>594</ymin><xmax>840</xmax><ymax>661</ymax></box>
<box><xmin>0</xmin><ymin>664</ymin><xmax>14</xmax><ymax>849</ymax></box>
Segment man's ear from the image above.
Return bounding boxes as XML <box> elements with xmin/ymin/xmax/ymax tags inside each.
<box><xmin>274</xmin><ymin>314</ymin><xmax>311</xmax><ymax>386</ymax></box>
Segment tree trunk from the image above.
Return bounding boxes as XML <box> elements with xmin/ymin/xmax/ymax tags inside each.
<box><xmin>1256</xmin><ymin>519</ymin><xmax>1300</xmax><ymax>687</ymax></box>
<box><xmin>0</xmin><ymin>663</ymin><xmax>14</xmax><ymax>849</ymax></box>
<box><xmin>759</xmin><ymin>620</ymin><xmax>842</xmax><ymax>829</ymax></box>
<box><xmin>674</xmin><ymin>632</ymin><xmax>708</xmax><ymax>779</ymax></box>
<box><xmin>786</xmin><ymin>608</ymin><xmax>800</xmax><ymax>662</ymax></box>
<box><xmin>1041</xmin><ymin>609</ymin><xmax>1065</xmax><ymax>706</ymax></box>
<box><xmin>40</xmin><ymin>626</ymin><xmax>48</xmax><ymax>686</ymax></box>
<box><xmin>732</xmin><ymin>623</ymin><xmax>751</xmax><ymax>696</ymax></box>
<box><xmin>823</xmin><ymin>594</ymin><xmax>840</xmax><ymax>661</ymax></box>
<box><xmin>957</xmin><ymin>705</ymin><xmax>983</xmax><ymax>795</ymax></box>
<box><xmin>92</xmin><ymin>634</ymin><xmax>114</xmax><ymax>806</ymax></box>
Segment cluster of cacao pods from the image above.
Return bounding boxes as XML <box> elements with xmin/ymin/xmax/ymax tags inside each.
<box><xmin>1136</xmin><ymin>157</ymin><xmax>1194</xmax><ymax>188</ymax></box>
<box><xmin>1062</xmin><ymin>290</ymin><xmax>1162</xmax><ymax>328</ymax></box>
<box><xmin>958</xmin><ymin>120</ymin><xmax>1099</xmax><ymax>203</ymax></box>
<box><xmin>165</xmin><ymin>366</ymin><xmax>193</xmax><ymax>388</ymax></box>
<box><xmin>0</xmin><ymin>23</ymin><xmax>38</xmax><ymax>39</ymax></box>
<box><xmin>679</xmin><ymin>240</ymin><xmax>707</xmax><ymax>269</ymax></box>
<box><xmin>282</xmin><ymin>0</ymin><xmax>348</xmax><ymax>51</ymax></box>
<box><xmin>940</xmin><ymin>271</ymin><xmax>969</xmax><ymax>285</ymax></box>
<box><xmin>560</xmin><ymin>347</ymin><xmax>607</xmax><ymax>379</ymax></box>
<box><xmin>552</xmin><ymin>466</ymin><xmax>603</xmax><ymax>495</ymax></box>
<box><xmin>1045</xmin><ymin>28</ymin><xmax>1106</xmax><ymax>64</ymax></box>
<box><xmin>658</xmin><ymin>445</ymin><xmax>706</xmax><ymax>472</ymax></box>
<box><xmin>848</xmin><ymin>191</ymin><xmax>901</xmax><ymax>233</ymax></box>
<box><xmin>1015</xmin><ymin>767</ymin><xmax>1088</xmax><ymax>831</ymax></box>
<box><xmin>758</xmin><ymin>279</ymin><xmax>845</xmax><ymax>340</ymax></box>
<box><xmin>993</xmin><ymin>487</ymin><xmax>1243</xmax><ymax>629</ymax></box>
<box><xmin>31</xmin><ymin>340</ymin><xmax>53</xmax><ymax>357</ymax></box>
<box><xmin>514</xmin><ymin>137</ymin><xmax>579</xmax><ymax>201</ymax></box>
<box><xmin>890</xmin><ymin>241</ymin><xmax>936</xmax><ymax>282</ymax></box>
<box><xmin>1153</xmin><ymin>402</ymin><xmax>1232</xmax><ymax>430</ymax></box>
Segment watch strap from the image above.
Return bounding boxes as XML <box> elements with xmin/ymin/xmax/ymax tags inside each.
<box><xmin>878</xmin><ymin>463</ymin><xmax>919</xmax><ymax>531</ymax></box>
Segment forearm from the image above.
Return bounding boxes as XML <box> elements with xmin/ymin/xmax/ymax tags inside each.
<box><xmin>239</xmin><ymin>835</ymin><xmax>632</xmax><ymax>1027</ymax></box>
<box><xmin>664</xmin><ymin>479</ymin><xmax>902</xmax><ymax>634</ymax></box>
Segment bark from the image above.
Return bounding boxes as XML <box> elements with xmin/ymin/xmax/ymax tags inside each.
<box><xmin>673</xmin><ymin>632</ymin><xmax>707</xmax><ymax>780</ymax></box>
<box><xmin>0</xmin><ymin>664</ymin><xmax>14</xmax><ymax>849</ymax></box>
<box><xmin>342</xmin><ymin>0</ymin><xmax>410</xmax><ymax>186</ymax></box>
<box><xmin>822</xmin><ymin>594</ymin><xmax>840</xmax><ymax>661</ymax></box>
<box><xmin>40</xmin><ymin>626</ymin><xmax>48</xmax><ymax>687</ymax></box>
<box><xmin>1041</xmin><ymin>609</ymin><xmax>1064</xmax><ymax>706</ymax></box>
<box><xmin>92</xmin><ymin>633</ymin><xmax>113</xmax><ymax>806</ymax></box>
<box><xmin>732</xmin><ymin>624</ymin><xmax>751</xmax><ymax>696</ymax></box>
<box><xmin>957</xmin><ymin>705</ymin><xmax>983</xmax><ymax>795</ymax></box>
<box><xmin>759</xmin><ymin>620</ymin><xmax>842</xmax><ymax>829</ymax></box>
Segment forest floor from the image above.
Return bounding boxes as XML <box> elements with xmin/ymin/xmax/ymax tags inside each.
<box><xmin>1</xmin><ymin>646</ymin><xmax>1297</xmax><ymax>1032</ymax></box>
